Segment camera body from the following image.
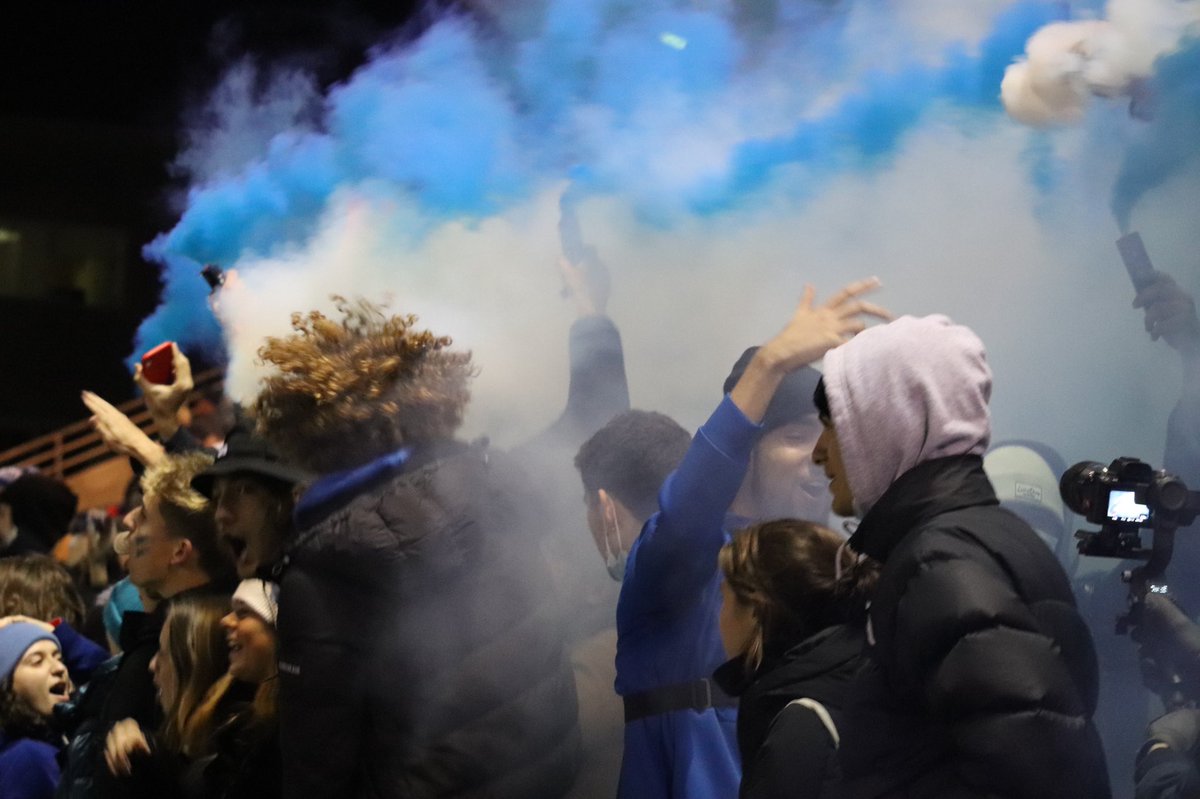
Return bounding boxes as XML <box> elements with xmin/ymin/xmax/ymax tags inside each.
<box><xmin>1060</xmin><ymin>457</ymin><xmax>1197</xmax><ymax>559</ymax></box>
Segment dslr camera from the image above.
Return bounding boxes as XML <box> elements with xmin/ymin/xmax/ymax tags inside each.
<box><xmin>1060</xmin><ymin>457</ymin><xmax>1199</xmax><ymax>561</ymax></box>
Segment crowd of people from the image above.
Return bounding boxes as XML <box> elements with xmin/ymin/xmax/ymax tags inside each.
<box><xmin>0</xmin><ymin>256</ymin><xmax>1199</xmax><ymax>799</ymax></box>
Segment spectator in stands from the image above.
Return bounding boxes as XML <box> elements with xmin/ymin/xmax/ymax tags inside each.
<box><xmin>714</xmin><ymin>519</ymin><xmax>876</xmax><ymax>799</ymax></box>
<box><xmin>0</xmin><ymin>622</ymin><xmax>74</xmax><ymax>798</ymax></box>
<box><xmin>187</xmin><ymin>579</ymin><xmax>282</xmax><ymax>798</ymax></box>
<box><xmin>571</xmin><ymin>410</ymin><xmax>692</xmax><ymax>798</ymax></box>
<box><xmin>0</xmin><ymin>555</ymin><xmax>87</xmax><ymax>630</ymax></box>
<box><xmin>254</xmin><ymin>298</ymin><xmax>580</xmax><ymax>799</ymax></box>
<box><xmin>0</xmin><ymin>474</ymin><xmax>78</xmax><ymax>557</ymax></box>
<box><xmin>611</xmin><ymin>279</ymin><xmax>887</xmax><ymax>799</ymax></box>
<box><xmin>0</xmin><ymin>613</ymin><xmax>108</xmax><ymax>799</ymax></box>
<box><xmin>813</xmin><ymin>313</ymin><xmax>1108</xmax><ymax>798</ymax></box>
<box><xmin>56</xmin><ymin>453</ymin><xmax>235</xmax><ymax>798</ymax></box>
<box><xmin>191</xmin><ymin>427</ymin><xmax>308</xmax><ymax>581</ymax></box>
<box><xmin>102</xmin><ymin>595</ymin><xmax>230</xmax><ymax>796</ymax></box>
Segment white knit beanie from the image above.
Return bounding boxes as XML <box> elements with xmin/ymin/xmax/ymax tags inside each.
<box><xmin>231</xmin><ymin>579</ymin><xmax>280</xmax><ymax>627</ymax></box>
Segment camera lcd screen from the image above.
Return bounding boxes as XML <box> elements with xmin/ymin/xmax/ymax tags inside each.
<box><xmin>1107</xmin><ymin>490</ymin><xmax>1151</xmax><ymax>524</ymax></box>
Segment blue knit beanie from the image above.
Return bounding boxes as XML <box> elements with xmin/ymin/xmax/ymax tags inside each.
<box><xmin>0</xmin><ymin>623</ymin><xmax>59</xmax><ymax>682</ymax></box>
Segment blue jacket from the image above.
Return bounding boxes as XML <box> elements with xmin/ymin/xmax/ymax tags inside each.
<box><xmin>0</xmin><ymin>735</ymin><xmax>59</xmax><ymax>799</ymax></box>
<box><xmin>616</xmin><ymin>395</ymin><xmax>758</xmax><ymax>799</ymax></box>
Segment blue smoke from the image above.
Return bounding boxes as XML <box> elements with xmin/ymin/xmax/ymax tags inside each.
<box><xmin>1111</xmin><ymin>38</ymin><xmax>1200</xmax><ymax>233</ymax></box>
<box><xmin>134</xmin><ymin>0</ymin><xmax>1108</xmax><ymax>363</ymax></box>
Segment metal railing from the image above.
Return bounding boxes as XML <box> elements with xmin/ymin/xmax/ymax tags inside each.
<box><xmin>0</xmin><ymin>368</ymin><xmax>225</xmax><ymax>480</ymax></box>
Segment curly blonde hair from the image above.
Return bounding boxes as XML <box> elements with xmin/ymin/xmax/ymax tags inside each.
<box><xmin>253</xmin><ymin>297</ymin><xmax>474</xmax><ymax>475</ymax></box>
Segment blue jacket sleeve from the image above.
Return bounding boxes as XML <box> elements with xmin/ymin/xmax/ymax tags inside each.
<box><xmin>625</xmin><ymin>396</ymin><xmax>761</xmax><ymax>613</ymax></box>
<box><xmin>0</xmin><ymin>739</ymin><xmax>60</xmax><ymax>799</ymax></box>
<box><xmin>54</xmin><ymin>622</ymin><xmax>112</xmax><ymax>685</ymax></box>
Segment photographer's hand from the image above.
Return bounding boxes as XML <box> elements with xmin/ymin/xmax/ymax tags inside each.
<box><xmin>133</xmin><ymin>342</ymin><xmax>194</xmax><ymax>440</ymax></box>
<box><xmin>1146</xmin><ymin>708</ymin><xmax>1200</xmax><ymax>757</ymax></box>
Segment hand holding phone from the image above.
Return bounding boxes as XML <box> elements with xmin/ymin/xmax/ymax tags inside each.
<box><xmin>140</xmin><ymin>342</ymin><xmax>176</xmax><ymax>385</ymax></box>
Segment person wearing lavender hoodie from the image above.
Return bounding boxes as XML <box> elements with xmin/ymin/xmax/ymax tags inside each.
<box><xmin>812</xmin><ymin>314</ymin><xmax>1110</xmax><ymax>799</ymax></box>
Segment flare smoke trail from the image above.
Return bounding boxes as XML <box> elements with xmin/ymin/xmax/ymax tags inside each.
<box><xmin>1001</xmin><ymin>0</ymin><xmax>1200</xmax><ymax>228</ymax></box>
<box><xmin>137</xmin><ymin>0</ymin><xmax>1200</xmax><ymax>467</ymax></box>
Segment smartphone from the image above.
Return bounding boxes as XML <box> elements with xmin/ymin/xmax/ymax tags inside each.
<box><xmin>1116</xmin><ymin>232</ymin><xmax>1155</xmax><ymax>292</ymax></box>
<box><xmin>141</xmin><ymin>342</ymin><xmax>175</xmax><ymax>385</ymax></box>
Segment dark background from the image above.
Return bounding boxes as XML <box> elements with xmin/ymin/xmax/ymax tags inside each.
<box><xmin>0</xmin><ymin>0</ymin><xmax>430</xmax><ymax>450</ymax></box>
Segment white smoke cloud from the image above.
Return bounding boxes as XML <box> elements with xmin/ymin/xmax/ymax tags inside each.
<box><xmin>1002</xmin><ymin>0</ymin><xmax>1200</xmax><ymax>127</ymax></box>
<box><xmin>210</xmin><ymin>116</ymin><xmax>1200</xmax><ymax>471</ymax></box>
<box><xmin>156</xmin><ymin>1</ymin><xmax>1200</xmax><ymax>477</ymax></box>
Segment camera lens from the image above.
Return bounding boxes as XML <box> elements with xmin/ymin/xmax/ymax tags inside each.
<box><xmin>1155</xmin><ymin>475</ymin><xmax>1190</xmax><ymax>513</ymax></box>
<box><xmin>1060</xmin><ymin>461</ymin><xmax>1106</xmax><ymax>515</ymax></box>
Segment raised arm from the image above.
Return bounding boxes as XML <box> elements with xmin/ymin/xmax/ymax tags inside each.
<box><xmin>82</xmin><ymin>391</ymin><xmax>165</xmax><ymax>468</ymax></box>
<box><xmin>134</xmin><ymin>342</ymin><xmax>195</xmax><ymax>444</ymax></box>
<box><xmin>630</xmin><ymin>279</ymin><xmax>889</xmax><ymax>609</ymax></box>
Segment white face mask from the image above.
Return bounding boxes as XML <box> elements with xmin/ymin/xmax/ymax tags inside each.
<box><xmin>603</xmin><ymin>514</ymin><xmax>627</xmax><ymax>583</ymax></box>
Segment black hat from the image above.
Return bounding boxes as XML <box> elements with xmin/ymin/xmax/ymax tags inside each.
<box><xmin>722</xmin><ymin>347</ymin><xmax>823</xmax><ymax>432</ymax></box>
<box><xmin>191</xmin><ymin>426</ymin><xmax>311</xmax><ymax>498</ymax></box>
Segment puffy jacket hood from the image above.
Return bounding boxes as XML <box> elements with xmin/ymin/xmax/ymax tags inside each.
<box><xmin>823</xmin><ymin>314</ymin><xmax>992</xmax><ymax>516</ymax></box>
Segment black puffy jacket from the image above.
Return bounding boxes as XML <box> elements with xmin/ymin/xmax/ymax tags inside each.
<box><xmin>277</xmin><ymin>440</ymin><xmax>580</xmax><ymax>799</ymax></box>
<box><xmin>714</xmin><ymin>623</ymin><xmax>865</xmax><ymax>799</ymax></box>
<box><xmin>838</xmin><ymin>455</ymin><xmax>1111</xmax><ymax>799</ymax></box>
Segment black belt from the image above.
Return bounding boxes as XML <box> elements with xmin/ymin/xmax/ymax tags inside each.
<box><xmin>623</xmin><ymin>678</ymin><xmax>737</xmax><ymax>723</ymax></box>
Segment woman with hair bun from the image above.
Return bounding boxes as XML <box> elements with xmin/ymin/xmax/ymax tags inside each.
<box><xmin>712</xmin><ymin>519</ymin><xmax>876</xmax><ymax>799</ymax></box>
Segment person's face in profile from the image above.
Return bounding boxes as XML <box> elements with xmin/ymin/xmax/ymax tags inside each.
<box><xmin>813</xmin><ymin>417</ymin><xmax>854</xmax><ymax>518</ymax></box>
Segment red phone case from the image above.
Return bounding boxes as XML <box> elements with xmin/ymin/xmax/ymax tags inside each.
<box><xmin>141</xmin><ymin>342</ymin><xmax>175</xmax><ymax>385</ymax></box>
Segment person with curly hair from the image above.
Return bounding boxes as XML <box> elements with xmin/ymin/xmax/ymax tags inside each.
<box><xmin>254</xmin><ymin>298</ymin><xmax>581</xmax><ymax>799</ymax></box>
<box><xmin>713</xmin><ymin>519</ymin><xmax>876</xmax><ymax>799</ymax></box>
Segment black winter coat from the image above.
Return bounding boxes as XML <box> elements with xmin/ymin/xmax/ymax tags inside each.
<box><xmin>714</xmin><ymin>624</ymin><xmax>865</xmax><ymax>799</ymax></box>
<box><xmin>838</xmin><ymin>455</ymin><xmax>1110</xmax><ymax>799</ymax></box>
<box><xmin>277</xmin><ymin>440</ymin><xmax>581</xmax><ymax>799</ymax></box>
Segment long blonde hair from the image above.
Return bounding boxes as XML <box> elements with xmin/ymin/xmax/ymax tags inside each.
<box><xmin>158</xmin><ymin>595</ymin><xmax>230</xmax><ymax>756</ymax></box>
<box><xmin>185</xmin><ymin>670</ymin><xmax>278</xmax><ymax>757</ymax></box>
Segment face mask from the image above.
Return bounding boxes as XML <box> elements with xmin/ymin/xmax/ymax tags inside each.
<box><xmin>603</xmin><ymin>515</ymin><xmax>627</xmax><ymax>583</ymax></box>
<box><xmin>605</xmin><ymin>548</ymin><xmax>628</xmax><ymax>583</ymax></box>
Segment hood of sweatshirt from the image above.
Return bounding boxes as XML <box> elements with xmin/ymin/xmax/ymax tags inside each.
<box><xmin>822</xmin><ymin>314</ymin><xmax>992</xmax><ymax>517</ymax></box>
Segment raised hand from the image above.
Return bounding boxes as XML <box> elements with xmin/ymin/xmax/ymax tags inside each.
<box><xmin>730</xmin><ymin>278</ymin><xmax>891</xmax><ymax>424</ymax></box>
<box><xmin>134</xmin><ymin>342</ymin><xmax>195</xmax><ymax>439</ymax></box>
<box><xmin>759</xmin><ymin>278</ymin><xmax>892</xmax><ymax>372</ymax></box>
<box><xmin>104</xmin><ymin>718</ymin><xmax>151</xmax><ymax>777</ymax></box>
<box><xmin>1134</xmin><ymin>271</ymin><xmax>1200</xmax><ymax>357</ymax></box>
<box><xmin>82</xmin><ymin>390</ymin><xmax>165</xmax><ymax>467</ymax></box>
